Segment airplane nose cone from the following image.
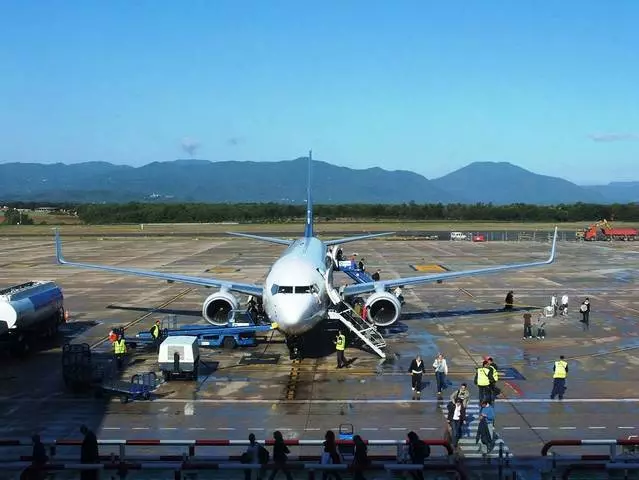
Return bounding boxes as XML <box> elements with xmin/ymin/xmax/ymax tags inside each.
<box><xmin>271</xmin><ymin>296</ymin><xmax>317</xmax><ymax>334</ymax></box>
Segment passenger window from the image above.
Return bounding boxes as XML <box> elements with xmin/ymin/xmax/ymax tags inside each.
<box><xmin>296</xmin><ymin>286</ymin><xmax>312</xmax><ymax>294</ymax></box>
<box><xmin>278</xmin><ymin>286</ymin><xmax>293</xmax><ymax>294</ymax></box>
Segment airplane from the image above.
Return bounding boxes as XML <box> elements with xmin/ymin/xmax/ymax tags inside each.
<box><xmin>54</xmin><ymin>151</ymin><xmax>558</xmax><ymax>359</ymax></box>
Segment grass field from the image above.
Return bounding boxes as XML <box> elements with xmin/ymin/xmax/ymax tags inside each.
<box><xmin>0</xmin><ymin>220</ymin><xmax>635</xmax><ymax>236</ymax></box>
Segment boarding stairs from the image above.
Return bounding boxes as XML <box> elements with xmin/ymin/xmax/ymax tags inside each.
<box><xmin>323</xmin><ymin>268</ymin><xmax>386</xmax><ymax>359</ymax></box>
<box><xmin>327</xmin><ymin>306</ymin><xmax>386</xmax><ymax>359</ymax></box>
<box><xmin>336</xmin><ymin>260</ymin><xmax>375</xmax><ymax>284</ymax></box>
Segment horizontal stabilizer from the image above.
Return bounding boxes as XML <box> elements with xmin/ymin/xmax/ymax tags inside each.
<box><xmin>226</xmin><ymin>232</ymin><xmax>293</xmax><ymax>246</ymax></box>
<box><xmin>325</xmin><ymin>232</ymin><xmax>395</xmax><ymax>246</ymax></box>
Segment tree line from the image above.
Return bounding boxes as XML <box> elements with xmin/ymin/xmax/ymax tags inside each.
<box><xmin>62</xmin><ymin>202</ymin><xmax>639</xmax><ymax>224</ymax></box>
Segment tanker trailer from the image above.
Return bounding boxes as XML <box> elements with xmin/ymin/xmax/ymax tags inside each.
<box><xmin>0</xmin><ymin>281</ymin><xmax>65</xmax><ymax>355</ymax></box>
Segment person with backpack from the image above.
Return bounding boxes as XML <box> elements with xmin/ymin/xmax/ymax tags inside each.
<box><xmin>406</xmin><ymin>431</ymin><xmax>430</xmax><ymax>480</ymax></box>
<box><xmin>320</xmin><ymin>430</ymin><xmax>342</xmax><ymax>480</ymax></box>
<box><xmin>351</xmin><ymin>435</ymin><xmax>370</xmax><ymax>480</ymax></box>
<box><xmin>242</xmin><ymin>433</ymin><xmax>269</xmax><ymax>480</ymax></box>
<box><xmin>268</xmin><ymin>431</ymin><xmax>292</xmax><ymax>480</ymax></box>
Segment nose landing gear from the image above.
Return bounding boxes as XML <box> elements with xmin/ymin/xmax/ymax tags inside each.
<box><xmin>286</xmin><ymin>335</ymin><xmax>305</xmax><ymax>360</ymax></box>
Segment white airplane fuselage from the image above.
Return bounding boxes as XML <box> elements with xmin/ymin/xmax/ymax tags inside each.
<box><xmin>262</xmin><ymin>237</ymin><xmax>332</xmax><ymax>336</ymax></box>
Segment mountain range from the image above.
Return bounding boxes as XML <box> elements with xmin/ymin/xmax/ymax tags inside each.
<box><xmin>0</xmin><ymin>158</ymin><xmax>636</xmax><ymax>205</ymax></box>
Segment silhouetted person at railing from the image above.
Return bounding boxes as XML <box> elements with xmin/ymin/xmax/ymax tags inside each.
<box><xmin>321</xmin><ymin>430</ymin><xmax>342</xmax><ymax>480</ymax></box>
<box><xmin>21</xmin><ymin>434</ymin><xmax>48</xmax><ymax>480</ymax></box>
<box><xmin>351</xmin><ymin>435</ymin><xmax>369</xmax><ymax>480</ymax></box>
<box><xmin>406</xmin><ymin>431</ymin><xmax>429</xmax><ymax>480</ymax></box>
<box><xmin>80</xmin><ymin>425</ymin><xmax>99</xmax><ymax>480</ymax></box>
<box><xmin>504</xmin><ymin>291</ymin><xmax>514</xmax><ymax>310</ymax></box>
<box><xmin>268</xmin><ymin>431</ymin><xmax>292</xmax><ymax>480</ymax></box>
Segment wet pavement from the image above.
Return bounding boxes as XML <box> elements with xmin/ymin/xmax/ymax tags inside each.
<box><xmin>1</xmin><ymin>233</ymin><xmax>639</xmax><ymax>463</ymax></box>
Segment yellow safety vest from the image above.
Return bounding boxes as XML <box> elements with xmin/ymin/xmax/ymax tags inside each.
<box><xmin>114</xmin><ymin>339</ymin><xmax>126</xmax><ymax>354</ymax></box>
<box><xmin>336</xmin><ymin>334</ymin><xmax>346</xmax><ymax>351</ymax></box>
<box><xmin>553</xmin><ymin>360</ymin><xmax>567</xmax><ymax>378</ymax></box>
<box><xmin>476</xmin><ymin>367</ymin><xmax>491</xmax><ymax>386</ymax></box>
<box><xmin>151</xmin><ymin>324</ymin><xmax>160</xmax><ymax>339</ymax></box>
<box><xmin>488</xmin><ymin>365</ymin><xmax>499</xmax><ymax>382</ymax></box>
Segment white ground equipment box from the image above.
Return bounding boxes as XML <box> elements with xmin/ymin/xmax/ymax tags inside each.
<box><xmin>158</xmin><ymin>336</ymin><xmax>200</xmax><ymax>381</ymax></box>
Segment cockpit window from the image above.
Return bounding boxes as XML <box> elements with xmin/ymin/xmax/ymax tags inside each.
<box><xmin>277</xmin><ymin>286</ymin><xmax>293</xmax><ymax>294</ymax></box>
<box><xmin>295</xmin><ymin>285</ymin><xmax>318</xmax><ymax>294</ymax></box>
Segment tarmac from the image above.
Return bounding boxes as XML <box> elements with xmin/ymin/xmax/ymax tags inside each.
<box><xmin>1</xmin><ymin>233</ymin><xmax>639</xmax><ymax>465</ymax></box>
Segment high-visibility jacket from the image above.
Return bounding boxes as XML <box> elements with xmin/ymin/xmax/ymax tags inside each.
<box><xmin>151</xmin><ymin>324</ymin><xmax>160</xmax><ymax>339</ymax></box>
<box><xmin>114</xmin><ymin>339</ymin><xmax>127</xmax><ymax>355</ymax></box>
<box><xmin>475</xmin><ymin>367</ymin><xmax>492</xmax><ymax>386</ymax></box>
<box><xmin>553</xmin><ymin>360</ymin><xmax>567</xmax><ymax>378</ymax></box>
<box><xmin>336</xmin><ymin>334</ymin><xmax>346</xmax><ymax>351</ymax></box>
<box><xmin>488</xmin><ymin>364</ymin><xmax>499</xmax><ymax>382</ymax></box>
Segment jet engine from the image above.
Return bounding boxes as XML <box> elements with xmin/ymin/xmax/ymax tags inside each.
<box><xmin>202</xmin><ymin>291</ymin><xmax>239</xmax><ymax>326</ymax></box>
<box><xmin>364</xmin><ymin>291</ymin><xmax>401</xmax><ymax>327</ymax></box>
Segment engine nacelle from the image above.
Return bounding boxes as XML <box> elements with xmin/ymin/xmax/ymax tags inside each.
<box><xmin>202</xmin><ymin>291</ymin><xmax>239</xmax><ymax>326</ymax></box>
<box><xmin>364</xmin><ymin>291</ymin><xmax>401</xmax><ymax>327</ymax></box>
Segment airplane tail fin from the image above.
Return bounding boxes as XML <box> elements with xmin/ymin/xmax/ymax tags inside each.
<box><xmin>304</xmin><ymin>150</ymin><xmax>313</xmax><ymax>238</ymax></box>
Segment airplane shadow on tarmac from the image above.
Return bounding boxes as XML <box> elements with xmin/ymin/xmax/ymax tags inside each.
<box><xmin>401</xmin><ymin>306</ymin><xmax>537</xmax><ymax>321</ymax></box>
<box><xmin>106</xmin><ymin>305</ymin><xmax>201</xmax><ymax>317</ymax></box>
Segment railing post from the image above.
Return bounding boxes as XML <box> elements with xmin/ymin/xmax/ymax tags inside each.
<box><xmin>610</xmin><ymin>442</ymin><xmax>616</xmax><ymax>461</ymax></box>
<box><xmin>498</xmin><ymin>442</ymin><xmax>504</xmax><ymax>479</ymax></box>
<box><xmin>188</xmin><ymin>445</ymin><xmax>195</xmax><ymax>458</ymax></box>
<box><xmin>119</xmin><ymin>443</ymin><xmax>125</xmax><ymax>462</ymax></box>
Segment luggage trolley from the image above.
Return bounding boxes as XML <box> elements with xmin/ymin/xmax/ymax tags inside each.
<box><xmin>338</xmin><ymin>423</ymin><xmax>355</xmax><ymax>461</ymax></box>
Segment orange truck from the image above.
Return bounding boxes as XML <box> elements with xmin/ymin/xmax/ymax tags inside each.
<box><xmin>577</xmin><ymin>219</ymin><xmax>638</xmax><ymax>241</ymax></box>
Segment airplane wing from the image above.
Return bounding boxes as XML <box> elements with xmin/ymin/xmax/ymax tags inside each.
<box><xmin>325</xmin><ymin>232</ymin><xmax>395</xmax><ymax>246</ymax></box>
<box><xmin>343</xmin><ymin>227</ymin><xmax>558</xmax><ymax>297</ymax></box>
<box><xmin>54</xmin><ymin>230</ymin><xmax>263</xmax><ymax>297</ymax></box>
<box><xmin>226</xmin><ymin>232</ymin><xmax>293</xmax><ymax>246</ymax></box>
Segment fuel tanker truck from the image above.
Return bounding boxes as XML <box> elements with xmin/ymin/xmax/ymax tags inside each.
<box><xmin>0</xmin><ymin>281</ymin><xmax>66</xmax><ymax>355</ymax></box>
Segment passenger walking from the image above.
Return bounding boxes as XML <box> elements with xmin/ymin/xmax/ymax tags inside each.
<box><xmin>486</xmin><ymin>357</ymin><xmax>500</xmax><ymax>403</ymax></box>
<box><xmin>551</xmin><ymin>293</ymin><xmax>558</xmax><ymax>317</ymax></box>
<box><xmin>432</xmin><ymin>353</ymin><xmax>448</xmax><ymax>395</ymax></box>
<box><xmin>504</xmin><ymin>291</ymin><xmax>514</xmax><ymax>310</ymax></box>
<box><xmin>79</xmin><ymin>425</ymin><xmax>99</xmax><ymax>480</ymax></box>
<box><xmin>25</xmin><ymin>434</ymin><xmax>48</xmax><ymax>480</ymax></box>
<box><xmin>550</xmin><ymin>355</ymin><xmax>568</xmax><ymax>400</ymax></box>
<box><xmin>446</xmin><ymin>398</ymin><xmax>466</xmax><ymax>448</ymax></box>
<box><xmin>351</xmin><ymin>435</ymin><xmax>369</xmax><ymax>480</ymax></box>
<box><xmin>334</xmin><ymin>330</ymin><xmax>349</xmax><ymax>369</ymax></box>
<box><xmin>479</xmin><ymin>400</ymin><xmax>495</xmax><ymax>425</ymax></box>
<box><xmin>476</xmin><ymin>414</ymin><xmax>496</xmax><ymax>457</ymax></box>
<box><xmin>580</xmin><ymin>298</ymin><xmax>590</xmax><ymax>330</ymax></box>
<box><xmin>408</xmin><ymin>355</ymin><xmax>426</xmax><ymax>399</ymax></box>
<box><xmin>449</xmin><ymin>383</ymin><xmax>470</xmax><ymax>409</ymax></box>
<box><xmin>321</xmin><ymin>430</ymin><xmax>342</xmax><ymax>480</ymax></box>
<box><xmin>371</xmin><ymin>270</ymin><xmax>381</xmax><ymax>281</ymax></box>
<box><xmin>474</xmin><ymin>361</ymin><xmax>495</xmax><ymax>405</ymax></box>
<box><xmin>268</xmin><ymin>431</ymin><xmax>293</xmax><ymax>480</ymax></box>
<box><xmin>560</xmin><ymin>294</ymin><xmax>569</xmax><ymax>316</ymax></box>
<box><xmin>358</xmin><ymin>258</ymin><xmax>365</xmax><ymax>271</ymax></box>
<box><xmin>243</xmin><ymin>433</ymin><xmax>267</xmax><ymax>480</ymax></box>
<box><xmin>406</xmin><ymin>431</ymin><xmax>430</xmax><ymax>480</ymax></box>
<box><xmin>522</xmin><ymin>312</ymin><xmax>533</xmax><ymax>339</ymax></box>
<box><xmin>534</xmin><ymin>314</ymin><xmax>546</xmax><ymax>339</ymax></box>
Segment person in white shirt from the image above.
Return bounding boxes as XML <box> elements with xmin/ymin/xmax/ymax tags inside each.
<box><xmin>551</xmin><ymin>294</ymin><xmax>558</xmax><ymax>317</ymax></box>
<box><xmin>433</xmin><ymin>353</ymin><xmax>449</xmax><ymax>395</ymax></box>
<box><xmin>560</xmin><ymin>294</ymin><xmax>569</xmax><ymax>316</ymax></box>
<box><xmin>446</xmin><ymin>398</ymin><xmax>466</xmax><ymax>448</ymax></box>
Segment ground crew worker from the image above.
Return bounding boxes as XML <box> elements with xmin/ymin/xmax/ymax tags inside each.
<box><xmin>334</xmin><ymin>330</ymin><xmax>349</xmax><ymax>369</ymax></box>
<box><xmin>550</xmin><ymin>355</ymin><xmax>568</xmax><ymax>400</ymax></box>
<box><xmin>474</xmin><ymin>360</ymin><xmax>495</xmax><ymax>405</ymax></box>
<box><xmin>150</xmin><ymin>319</ymin><xmax>161</xmax><ymax>351</ymax></box>
<box><xmin>114</xmin><ymin>334</ymin><xmax>127</xmax><ymax>370</ymax></box>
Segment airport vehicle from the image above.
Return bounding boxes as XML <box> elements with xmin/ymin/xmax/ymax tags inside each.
<box><xmin>99</xmin><ymin>373</ymin><xmax>158</xmax><ymax>403</ymax></box>
<box><xmin>54</xmin><ymin>152</ymin><xmax>558</xmax><ymax>359</ymax></box>
<box><xmin>450</xmin><ymin>231</ymin><xmax>468</xmax><ymax>241</ymax></box>
<box><xmin>158</xmin><ymin>336</ymin><xmax>199</xmax><ymax>381</ymax></box>
<box><xmin>472</xmin><ymin>233</ymin><xmax>486</xmax><ymax>242</ymax></box>
<box><xmin>0</xmin><ymin>281</ymin><xmax>65</xmax><ymax>355</ymax></box>
<box><xmin>577</xmin><ymin>219</ymin><xmax>638</xmax><ymax>241</ymax></box>
<box><xmin>134</xmin><ymin>312</ymin><xmax>274</xmax><ymax>349</ymax></box>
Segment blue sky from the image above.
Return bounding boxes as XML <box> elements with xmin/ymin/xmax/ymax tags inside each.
<box><xmin>1</xmin><ymin>0</ymin><xmax>638</xmax><ymax>185</ymax></box>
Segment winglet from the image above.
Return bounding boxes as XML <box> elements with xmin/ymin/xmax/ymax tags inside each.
<box><xmin>548</xmin><ymin>226</ymin><xmax>558</xmax><ymax>263</ymax></box>
<box><xmin>54</xmin><ymin>229</ymin><xmax>66</xmax><ymax>264</ymax></box>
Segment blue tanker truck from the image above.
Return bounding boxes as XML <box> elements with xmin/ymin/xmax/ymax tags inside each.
<box><xmin>0</xmin><ymin>281</ymin><xmax>65</xmax><ymax>356</ymax></box>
